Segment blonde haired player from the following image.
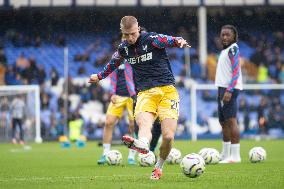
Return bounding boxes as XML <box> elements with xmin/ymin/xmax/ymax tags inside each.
<box><xmin>215</xmin><ymin>25</ymin><xmax>243</xmax><ymax>163</ymax></box>
<box><xmin>89</xmin><ymin>16</ymin><xmax>190</xmax><ymax>179</ymax></box>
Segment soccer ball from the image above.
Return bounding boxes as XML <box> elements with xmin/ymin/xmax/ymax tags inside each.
<box><xmin>198</xmin><ymin>148</ymin><xmax>209</xmax><ymax>160</ymax></box>
<box><xmin>166</xmin><ymin>148</ymin><xmax>182</xmax><ymax>164</ymax></box>
<box><xmin>106</xmin><ymin>150</ymin><xmax>122</xmax><ymax>165</ymax></box>
<box><xmin>249</xmin><ymin>147</ymin><xmax>266</xmax><ymax>163</ymax></box>
<box><xmin>180</xmin><ymin>153</ymin><xmax>205</xmax><ymax>178</ymax></box>
<box><xmin>138</xmin><ymin>151</ymin><xmax>156</xmax><ymax>167</ymax></box>
<box><xmin>199</xmin><ymin>148</ymin><xmax>220</xmax><ymax>164</ymax></box>
<box><xmin>188</xmin><ymin>152</ymin><xmax>205</xmax><ymax>166</ymax></box>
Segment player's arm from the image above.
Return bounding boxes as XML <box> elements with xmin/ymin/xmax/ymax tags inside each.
<box><xmin>226</xmin><ymin>46</ymin><xmax>241</xmax><ymax>93</ymax></box>
<box><xmin>124</xmin><ymin>62</ymin><xmax>136</xmax><ymax>97</ymax></box>
<box><xmin>151</xmin><ymin>34</ymin><xmax>190</xmax><ymax>49</ymax></box>
<box><xmin>110</xmin><ymin>71</ymin><xmax>118</xmax><ymax>104</ymax></box>
<box><xmin>88</xmin><ymin>51</ymin><xmax>124</xmax><ymax>83</ymax></box>
<box><xmin>223</xmin><ymin>46</ymin><xmax>241</xmax><ymax>103</ymax></box>
<box><xmin>110</xmin><ymin>71</ymin><xmax>117</xmax><ymax>95</ymax></box>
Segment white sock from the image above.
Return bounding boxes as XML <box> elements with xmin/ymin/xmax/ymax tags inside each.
<box><xmin>231</xmin><ymin>143</ymin><xmax>241</xmax><ymax>161</ymax></box>
<box><xmin>221</xmin><ymin>141</ymin><xmax>231</xmax><ymax>160</ymax></box>
<box><xmin>140</xmin><ymin>137</ymin><xmax>149</xmax><ymax>147</ymax></box>
<box><xmin>128</xmin><ymin>149</ymin><xmax>136</xmax><ymax>160</ymax></box>
<box><xmin>103</xmin><ymin>144</ymin><xmax>111</xmax><ymax>156</ymax></box>
<box><xmin>155</xmin><ymin>158</ymin><xmax>165</xmax><ymax>170</ymax></box>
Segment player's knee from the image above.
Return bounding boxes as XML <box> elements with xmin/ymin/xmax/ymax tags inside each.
<box><xmin>162</xmin><ymin>133</ymin><xmax>174</xmax><ymax>143</ymax></box>
<box><xmin>105</xmin><ymin>119</ymin><xmax>115</xmax><ymax>128</ymax></box>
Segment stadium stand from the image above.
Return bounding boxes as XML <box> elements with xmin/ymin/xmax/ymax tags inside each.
<box><xmin>0</xmin><ymin>7</ymin><xmax>283</xmax><ymax>140</ymax></box>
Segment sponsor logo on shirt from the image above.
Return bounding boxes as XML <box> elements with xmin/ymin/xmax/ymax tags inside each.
<box><xmin>127</xmin><ymin>52</ymin><xmax>152</xmax><ymax>64</ymax></box>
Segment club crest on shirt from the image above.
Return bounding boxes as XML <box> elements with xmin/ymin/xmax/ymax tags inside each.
<box><xmin>231</xmin><ymin>46</ymin><xmax>238</xmax><ymax>56</ymax></box>
<box><xmin>124</xmin><ymin>46</ymin><xmax>129</xmax><ymax>56</ymax></box>
<box><xmin>142</xmin><ymin>45</ymin><xmax>148</xmax><ymax>52</ymax></box>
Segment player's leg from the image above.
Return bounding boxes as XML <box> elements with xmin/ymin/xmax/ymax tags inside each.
<box><xmin>126</xmin><ymin>98</ymin><xmax>137</xmax><ymax>165</ymax></box>
<box><xmin>127</xmin><ymin>119</ymin><xmax>137</xmax><ymax>165</ymax></box>
<box><xmin>150</xmin><ymin>119</ymin><xmax>162</xmax><ymax>152</ymax></box>
<box><xmin>122</xmin><ymin>112</ymin><xmax>155</xmax><ymax>153</ymax></box>
<box><xmin>122</xmin><ymin>89</ymin><xmax>158</xmax><ymax>154</ymax></box>
<box><xmin>218</xmin><ymin>87</ymin><xmax>231</xmax><ymax>161</ymax></box>
<box><xmin>227</xmin><ymin>117</ymin><xmax>241</xmax><ymax>162</ymax></box>
<box><xmin>224</xmin><ymin>89</ymin><xmax>241</xmax><ymax>163</ymax></box>
<box><xmin>97</xmin><ymin>114</ymin><xmax>119</xmax><ymax>164</ymax></box>
<box><xmin>18</xmin><ymin>119</ymin><xmax>24</xmax><ymax>145</ymax></box>
<box><xmin>158</xmin><ymin>118</ymin><xmax>177</xmax><ymax>162</ymax></box>
<box><xmin>151</xmin><ymin>85</ymin><xmax>179</xmax><ymax>180</ymax></box>
<box><xmin>11</xmin><ymin>118</ymin><xmax>17</xmax><ymax>144</ymax></box>
<box><xmin>98</xmin><ymin>98</ymin><xmax>124</xmax><ymax>164</ymax></box>
<box><xmin>132</xmin><ymin>95</ymin><xmax>139</xmax><ymax>138</ymax></box>
<box><xmin>220</xmin><ymin>121</ymin><xmax>231</xmax><ymax>161</ymax></box>
<box><xmin>103</xmin><ymin>114</ymin><xmax>119</xmax><ymax>148</ymax></box>
<box><xmin>226</xmin><ymin>89</ymin><xmax>241</xmax><ymax>162</ymax></box>
<box><xmin>220</xmin><ymin>88</ymin><xmax>241</xmax><ymax>163</ymax></box>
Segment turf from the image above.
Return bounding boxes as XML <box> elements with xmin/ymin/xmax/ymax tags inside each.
<box><xmin>0</xmin><ymin>140</ymin><xmax>283</xmax><ymax>189</ymax></box>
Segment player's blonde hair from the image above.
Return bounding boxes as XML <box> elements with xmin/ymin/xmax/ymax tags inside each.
<box><xmin>120</xmin><ymin>16</ymin><xmax>138</xmax><ymax>30</ymax></box>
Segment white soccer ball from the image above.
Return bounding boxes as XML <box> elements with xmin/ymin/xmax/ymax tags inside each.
<box><xmin>249</xmin><ymin>147</ymin><xmax>266</xmax><ymax>163</ymax></box>
<box><xmin>198</xmin><ymin>148</ymin><xmax>210</xmax><ymax>161</ymax></box>
<box><xmin>188</xmin><ymin>152</ymin><xmax>206</xmax><ymax>166</ymax></box>
<box><xmin>180</xmin><ymin>153</ymin><xmax>205</xmax><ymax>178</ymax></box>
<box><xmin>166</xmin><ymin>148</ymin><xmax>182</xmax><ymax>164</ymax></box>
<box><xmin>138</xmin><ymin>151</ymin><xmax>156</xmax><ymax>167</ymax></box>
<box><xmin>199</xmin><ymin>148</ymin><xmax>220</xmax><ymax>164</ymax></box>
<box><xmin>106</xmin><ymin>150</ymin><xmax>123</xmax><ymax>165</ymax></box>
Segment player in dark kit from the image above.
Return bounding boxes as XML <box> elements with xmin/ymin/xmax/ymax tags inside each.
<box><xmin>131</xmin><ymin>27</ymin><xmax>162</xmax><ymax>155</ymax></box>
<box><xmin>89</xmin><ymin>16</ymin><xmax>190</xmax><ymax>180</ymax></box>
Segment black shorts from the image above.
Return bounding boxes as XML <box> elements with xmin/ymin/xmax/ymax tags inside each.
<box><xmin>218</xmin><ymin>87</ymin><xmax>240</xmax><ymax>123</ymax></box>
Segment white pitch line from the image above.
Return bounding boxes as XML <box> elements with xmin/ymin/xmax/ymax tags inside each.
<box><xmin>0</xmin><ymin>173</ymin><xmax>185</xmax><ymax>182</ymax></box>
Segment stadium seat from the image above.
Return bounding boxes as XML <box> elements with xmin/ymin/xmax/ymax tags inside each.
<box><xmin>69</xmin><ymin>94</ymin><xmax>81</xmax><ymax>111</ymax></box>
<box><xmin>208</xmin><ymin>117</ymin><xmax>222</xmax><ymax>134</ymax></box>
<box><xmin>80</xmin><ymin>100</ymin><xmax>104</xmax><ymax>124</ymax></box>
<box><xmin>50</xmin><ymin>86</ymin><xmax>63</xmax><ymax>97</ymax></box>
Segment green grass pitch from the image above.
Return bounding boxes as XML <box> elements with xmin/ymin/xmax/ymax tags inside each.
<box><xmin>0</xmin><ymin>140</ymin><xmax>283</xmax><ymax>189</ymax></box>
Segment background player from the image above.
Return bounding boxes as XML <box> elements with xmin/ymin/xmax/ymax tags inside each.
<box><xmin>97</xmin><ymin>58</ymin><xmax>137</xmax><ymax>165</ymax></box>
<box><xmin>10</xmin><ymin>94</ymin><xmax>26</xmax><ymax>145</ymax></box>
<box><xmin>89</xmin><ymin>16</ymin><xmax>190</xmax><ymax>179</ymax></box>
<box><xmin>215</xmin><ymin>25</ymin><xmax>243</xmax><ymax>163</ymax></box>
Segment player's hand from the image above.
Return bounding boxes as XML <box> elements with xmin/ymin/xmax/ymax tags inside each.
<box><xmin>88</xmin><ymin>74</ymin><xmax>99</xmax><ymax>84</ymax></box>
<box><xmin>222</xmin><ymin>91</ymin><xmax>232</xmax><ymax>104</ymax></box>
<box><xmin>111</xmin><ymin>95</ymin><xmax>117</xmax><ymax>104</ymax></box>
<box><xmin>176</xmin><ymin>38</ymin><xmax>191</xmax><ymax>48</ymax></box>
